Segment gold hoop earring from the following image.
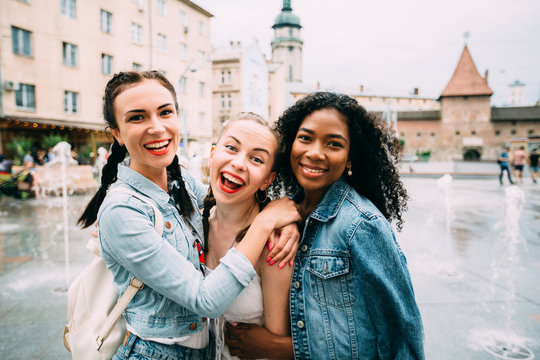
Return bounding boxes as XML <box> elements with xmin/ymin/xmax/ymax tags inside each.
<box><xmin>256</xmin><ymin>189</ymin><xmax>268</xmax><ymax>203</ymax></box>
<box><xmin>347</xmin><ymin>166</ymin><xmax>352</xmax><ymax>176</ymax></box>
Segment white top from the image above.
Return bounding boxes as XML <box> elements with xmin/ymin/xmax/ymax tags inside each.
<box><xmin>207</xmin><ymin>267</ymin><xmax>267</xmax><ymax>360</ymax></box>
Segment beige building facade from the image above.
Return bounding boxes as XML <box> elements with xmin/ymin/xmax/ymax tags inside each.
<box><xmin>0</xmin><ymin>0</ymin><xmax>213</xmax><ymax>159</ymax></box>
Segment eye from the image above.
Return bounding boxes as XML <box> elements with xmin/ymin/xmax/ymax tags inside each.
<box><xmin>128</xmin><ymin>114</ymin><xmax>144</xmax><ymax>122</ymax></box>
<box><xmin>160</xmin><ymin>109</ymin><xmax>174</xmax><ymax>116</ymax></box>
<box><xmin>297</xmin><ymin>134</ymin><xmax>311</xmax><ymax>142</ymax></box>
<box><xmin>250</xmin><ymin>156</ymin><xmax>264</xmax><ymax>164</ymax></box>
<box><xmin>225</xmin><ymin>144</ymin><xmax>237</xmax><ymax>152</ymax></box>
<box><xmin>328</xmin><ymin>140</ymin><xmax>345</xmax><ymax>149</ymax></box>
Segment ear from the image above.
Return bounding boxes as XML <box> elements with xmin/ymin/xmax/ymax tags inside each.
<box><xmin>260</xmin><ymin>171</ymin><xmax>277</xmax><ymax>191</ymax></box>
<box><xmin>207</xmin><ymin>145</ymin><xmax>215</xmax><ymax>169</ymax></box>
<box><xmin>346</xmin><ymin>160</ymin><xmax>352</xmax><ymax>169</ymax></box>
<box><xmin>110</xmin><ymin>128</ymin><xmax>124</xmax><ymax>146</ymax></box>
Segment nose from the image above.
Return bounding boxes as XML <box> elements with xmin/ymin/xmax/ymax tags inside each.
<box><xmin>305</xmin><ymin>141</ymin><xmax>325</xmax><ymax>161</ymax></box>
<box><xmin>148</xmin><ymin>114</ymin><xmax>165</xmax><ymax>135</ymax></box>
<box><xmin>230</xmin><ymin>153</ymin><xmax>247</xmax><ymax>171</ymax></box>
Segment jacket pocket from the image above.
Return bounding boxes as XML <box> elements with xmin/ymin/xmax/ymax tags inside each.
<box><xmin>307</xmin><ymin>255</ymin><xmax>355</xmax><ymax>307</ymax></box>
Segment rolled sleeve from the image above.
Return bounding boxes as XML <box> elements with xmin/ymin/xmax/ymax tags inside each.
<box><xmin>219</xmin><ymin>247</ymin><xmax>257</xmax><ymax>287</ymax></box>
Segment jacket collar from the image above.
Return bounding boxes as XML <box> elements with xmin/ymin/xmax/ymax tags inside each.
<box><xmin>116</xmin><ymin>165</ymin><xmax>171</xmax><ymax>207</ymax></box>
<box><xmin>295</xmin><ymin>177</ymin><xmax>350</xmax><ymax>223</ymax></box>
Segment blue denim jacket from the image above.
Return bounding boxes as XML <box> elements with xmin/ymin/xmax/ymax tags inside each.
<box><xmin>98</xmin><ymin>166</ymin><xmax>256</xmax><ymax>338</ymax></box>
<box><xmin>290</xmin><ymin>178</ymin><xmax>425</xmax><ymax>359</ymax></box>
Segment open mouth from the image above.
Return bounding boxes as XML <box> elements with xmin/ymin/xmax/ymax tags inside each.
<box><xmin>144</xmin><ymin>139</ymin><xmax>171</xmax><ymax>155</ymax></box>
<box><xmin>219</xmin><ymin>172</ymin><xmax>245</xmax><ymax>193</ymax></box>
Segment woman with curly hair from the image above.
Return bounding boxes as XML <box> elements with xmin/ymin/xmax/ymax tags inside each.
<box><xmin>225</xmin><ymin>92</ymin><xmax>425</xmax><ymax>359</ymax></box>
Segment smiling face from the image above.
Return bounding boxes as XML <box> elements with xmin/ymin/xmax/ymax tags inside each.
<box><xmin>110</xmin><ymin>79</ymin><xmax>179</xmax><ymax>179</ymax></box>
<box><xmin>290</xmin><ymin>108</ymin><xmax>351</xmax><ymax>203</ymax></box>
<box><xmin>209</xmin><ymin>119</ymin><xmax>277</xmax><ymax>206</ymax></box>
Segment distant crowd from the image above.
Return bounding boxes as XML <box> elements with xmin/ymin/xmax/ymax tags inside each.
<box><xmin>498</xmin><ymin>146</ymin><xmax>539</xmax><ymax>185</ymax></box>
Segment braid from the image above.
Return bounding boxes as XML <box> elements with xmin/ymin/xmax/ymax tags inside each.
<box><xmin>202</xmin><ymin>187</ymin><xmax>216</xmax><ymax>254</ymax></box>
<box><xmin>167</xmin><ymin>155</ymin><xmax>194</xmax><ymax>217</ymax></box>
<box><xmin>78</xmin><ymin>139</ymin><xmax>127</xmax><ymax>228</ymax></box>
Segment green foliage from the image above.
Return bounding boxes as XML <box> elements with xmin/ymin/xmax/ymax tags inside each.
<box><xmin>78</xmin><ymin>143</ymin><xmax>93</xmax><ymax>165</ymax></box>
<box><xmin>6</xmin><ymin>137</ymin><xmax>34</xmax><ymax>165</ymax></box>
<box><xmin>42</xmin><ymin>134</ymin><xmax>68</xmax><ymax>149</ymax></box>
<box><xmin>416</xmin><ymin>149</ymin><xmax>431</xmax><ymax>162</ymax></box>
<box><xmin>398</xmin><ymin>138</ymin><xmax>405</xmax><ymax>148</ymax></box>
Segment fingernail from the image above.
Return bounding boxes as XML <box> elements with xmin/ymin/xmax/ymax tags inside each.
<box><xmin>268</xmin><ymin>242</ymin><xmax>273</xmax><ymax>251</ymax></box>
<box><xmin>290</xmin><ymin>260</ymin><xmax>294</xmax><ymax>266</ymax></box>
<box><xmin>269</xmin><ymin>261</ymin><xmax>275</xmax><ymax>266</ymax></box>
<box><xmin>266</xmin><ymin>256</ymin><xmax>271</xmax><ymax>263</ymax></box>
<box><xmin>279</xmin><ymin>262</ymin><xmax>285</xmax><ymax>269</ymax></box>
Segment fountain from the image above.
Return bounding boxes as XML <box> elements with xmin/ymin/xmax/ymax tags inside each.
<box><xmin>93</xmin><ymin>146</ymin><xmax>108</xmax><ymax>183</ymax></box>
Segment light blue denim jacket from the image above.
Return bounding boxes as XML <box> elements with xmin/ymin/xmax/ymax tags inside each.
<box><xmin>98</xmin><ymin>165</ymin><xmax>256</xmax><ymax>338</ymax></box>
<box><xmin>290</xmin><ymin>177</ymin><xmax>425</xmax><ymax>359</ymax></box>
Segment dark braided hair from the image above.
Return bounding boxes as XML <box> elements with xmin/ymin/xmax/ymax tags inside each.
<box><xmin>202</xmin><ymin>112</ymin><xmax>275</xmax><ymax>253</ymax></box>
<box><xmin>78</xmin><ymin>70</ymin><xmax>193</xmax><ymax>228</ymax></box>
<box><xmin>270</xmin><ymin>92</ymin><xmax>408</xmax><ymax>230</ymax></box>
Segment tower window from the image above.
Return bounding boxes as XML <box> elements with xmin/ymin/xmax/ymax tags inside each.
<box><xmin>288</xmin><ymin>46</ymin><xmax>293</xmax><ymax>52</ymax></box>
<box><xmin>289</xmin><ymin>29</ymin><xmax>293</xmax><ymax>36</ymax></box>
<box><xmin>288</xmin><ymin>65</ymin><xmax>293</xmax><ymax>81</ymax></box>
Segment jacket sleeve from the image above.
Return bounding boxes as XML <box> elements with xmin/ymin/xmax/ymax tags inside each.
<box><xmin>99</xmin><ymin>201</ymin><xmax>255</xmax><ymax>319</ymax></box>
<box><xmin>350</xmin><ymin>216</ymin><xmax>425</xmax><ymax>360</ymax></box>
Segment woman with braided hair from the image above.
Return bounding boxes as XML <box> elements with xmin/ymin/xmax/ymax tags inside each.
<box><xmin>78</xmin><ymin>71</ymin><xmax>300</xmax><ymax>359</ymax></box>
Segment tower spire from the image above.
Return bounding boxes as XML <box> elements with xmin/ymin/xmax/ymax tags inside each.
<box><xmin>283</xmin><ymin>0</ymin><xmax>291</xmax><ymax>11</ymax></box>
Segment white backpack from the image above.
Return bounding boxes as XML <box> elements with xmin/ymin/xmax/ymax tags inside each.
<box><xmin>64</xmin><ymin>187</ymin><xmax>163</xmax><ymax>360</ymax></box>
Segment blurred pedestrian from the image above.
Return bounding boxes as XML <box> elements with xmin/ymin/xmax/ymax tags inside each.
<box><xmin>529</xmin><ymin>148</ymin><xmax>539</xmax><ymax>184</ymax></box>
<box><xmin>498</xmin><ymin>146</ymin><xmax>514</xmax><ymax>185</ymax></box>
<box><xmin>512</xmin><ymin>146</ymin><xmax>526</xmax><ymax>183</ymax></box>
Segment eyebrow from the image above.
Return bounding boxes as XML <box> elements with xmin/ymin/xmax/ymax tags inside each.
<box><xmin>227</xmin><ymin>135</ymin><xmax>271</xmax><ymax>155</ymax></box>
<box><xmin>298</xmin><ymin>127</ymin><xmax>348</xmax><ymax>142</ymax></box>
<box><xmin>123</xmin><ymin>103</ymin><xmax>173</xmax><ymax>116</ymax></box>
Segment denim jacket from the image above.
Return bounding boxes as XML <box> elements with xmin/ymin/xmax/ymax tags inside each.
<box><xmin>98</xmin><ymin>166</ymin><xmax>256</xmax><ymax>338</ymax></box>
<box><xmin>290</xmin><ymin>178</ymin><xmax>425</xmax><ymax>359</ymax></box>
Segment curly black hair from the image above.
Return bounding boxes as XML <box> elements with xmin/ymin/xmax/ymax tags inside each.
<box><xmin>270</xmin><ymin>92</ymin><xmax>408</xmax><ymax>230</ymax></box>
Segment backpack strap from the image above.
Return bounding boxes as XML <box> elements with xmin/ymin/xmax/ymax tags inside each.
<box><xmin>94</xmin><ymin>186</ymin><xmax>164</xmax><ymax>350</ymax></box>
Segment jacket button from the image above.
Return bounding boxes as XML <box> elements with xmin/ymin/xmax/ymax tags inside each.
<box><xmin>301</xmin><ymin>245</ymin><xmax>308</xmax><ymax>252</ymax></box>
<box><xmin>165</xmin><ymin>222</ymin><xmax>172</xmax><ymax>229</ymax></box>
<box><xmin>189</xmin><ymin>323</ymin><xmax>197</xmax><ymax>330</ymax></box>
<box><xmin>293</xmin><ymin>281</ymin><xmax>300</xmax><ymax>289</ymax></box>
<box><xmin>297</xmin><ymin>320</ymin><xmax>304</xmax><ymax>329</ymax></box>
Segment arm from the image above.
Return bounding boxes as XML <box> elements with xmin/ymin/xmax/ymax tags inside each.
<box><xmin>226</xmin><ymin>323</ymin><xmax>293</xmax><ymax>359</ymax></box>
<box><xmin>353</xmin><ymin>217</ymin><xmax>425</xmax><ymax>359</ymax></box>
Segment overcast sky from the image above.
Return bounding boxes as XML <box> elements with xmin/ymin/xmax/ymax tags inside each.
<box><xmin>195</xmin><ymin>0</ymin><xmax>540</xmax><ymax>106</ymax></box>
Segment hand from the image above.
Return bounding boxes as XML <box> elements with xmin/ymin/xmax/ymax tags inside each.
<box><xmin>266</xmin><ymin>224</ymin><xmax>299</xmax><ymax>269</ymax></box>
<box><xmin>258</xmin><ymin>197</ymin><xmax>301</xmax><ymax>230</ymax></box>
<box><xmin>225</xmin><ymin>322</ymin><xmax>293</xmax><ymax>359</ymax></box>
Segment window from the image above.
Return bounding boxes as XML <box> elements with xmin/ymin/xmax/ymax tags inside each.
<box><xmin>199</xmin><ymin>21</ymin><xmax>205</xmax><ymax>35</ymax></box>
<box><xmin>101</xmin><ymin>54</ymin><xmax>113</xmax><ymax>75</ymax></box>
<box><xmin>179</xmin><ymin>42</ymin><xmax>187</xmax><ymax>59</ymax></box>
<box><xmin>179</xmin><ymin>76</ymin><xmax>186</xmax><ymax>94</ymax></box>
<box><xmin>133</xmin><ymin>62</ymin><xmax>142</xmax><ymax>71</ymax></box>
<box><xmin>62</xmin><ymin>42</ymin><xmax>77</xmax><ymax>67</ymax></box>
<box><xmin>11</xmin><ymin>26</ymin><xmax>32</xmax><ymax>57</ymax></box>
<box><xmin>64</xmin><ymin>91</ymin><xmax>79</xmax><ymax>114</ymax></box>
<box><xmin>199</xmin><ymin>82</ymin><xmax>205</xmax><ymax>97</ymax></box>
<box><xmin>528</xmin><ymin>129</ymin><xmax>535</xmax><ymax>136</ymax></box>
<box><xmin>15</xmin><ymin>83</ymin><xmax>35</xmax><ymax>110</ymax></box>
<box><xmin>288</xmin><ymin>65</ymin><xmax>293</xmax><ymax>81</ymax></box>
<box><xmin>495</xmin><ymin>129</ymin><xmax>501</xmax><ymax>136</ymax></box>
<box><xmin>179</xmin><ymin>10</ymin><xmax>187</xmax><ymax>26</ymax></box>
<box><xmin>511</xmin><ymin>129</ymin><xmax>517</xmax><ymax>136</ymax></box>
<box><xmin>220</xmin><ymin>94</ymin><xmax>226</xmax><ymax>109</ymax></box>
<box><xmin>100</xmin><ymin>10</ymin><xmax>112</xmax><ymax>33</ymax></box>
<box><xmin>220</xmin><ymin>94</ymin><xmax>232</xmax><ymax>109</ymax></box>
<box><xmin>288</xmin><ymin>29</ymin><xmax>293</xmax><ymax>36</ymax></box>
<box><xmin>227</xmin><ymin>94</ymin><xmax>231</xmax><ymax>109</ymax></box>
<box><xmin>61</xmin><ymin>0</ymin><xmax>76</xmax><ymax>18</ymax></box>
<box><xmin>199</xmin><ymin>112</ymin><xmax>205</xmax><ymax>128</ymax></box>
<box><xmin>220</xmin><ymin>70</ymin><xmax>232</xmax><ymax>85</ymax></box>
<box><xmin>471</xmin><ymin>130</ymin><xmax>476</xmax><ymax>136</ymax></box>
<box><xmin>455</xmin><ymin>131</ymin><xmax>460</xmax><ymax>136</ymax></box>
<box><xmin>416</xmin><ymin>132</ymin><xmax>421</xmax><ymax>138</ymax></box>
<box><xmin>157</xmin><ymin>33</ymin><xmax>166</xmax><ymax>52</ymax></box>
<box><xmin>197</xmin><ymin>50</ymin><xmax>205</xmax><ymax>64</ymax></box>
<box><xmin>131</xmin><ymin>23</ymin><xmax>142</xmax><ymax>44</ymax></box>
<box><xmin>226</xmin><ymin>71</ymin><xmax>231</xmax><ymax>84</ymax></box>
<box><xmin>157</xmin><ymin>0</ymin><xmax>166</xmax><ymax>16</ymax></box>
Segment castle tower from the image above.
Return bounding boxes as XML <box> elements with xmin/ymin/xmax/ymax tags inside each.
<box><xmin>271</xmin><ymin>0</ymin><xmax>303</xmax><ymax>83</ymax></box>
<box><xmin>439</xmin><ymin>45</ymin><xmax>494</xmax><ymax>160</ymax></box>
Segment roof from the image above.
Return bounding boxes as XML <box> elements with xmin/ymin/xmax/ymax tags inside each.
<box><xmin>491</xmin><ymin>106</ymin><xmax>540</xmax><ymax>121</ymax></box>
<box><xmin>397</xmin><ymin>110</ymin><xmax>441</xmax><ymax>121</ymax></box>
<box><xmin>272</xmin><ymin>1</ymin><xmax>301</xmax><ymax>29</ymax></box>
<box><xmin>179</xmin><ymin>0</ymin><xmax>213</xmax><ymax>18</ymax></box>
<box><xmin>440</xmin><ymin>45</ymin><xmax>493</xmax><ymax>97</ymax></box>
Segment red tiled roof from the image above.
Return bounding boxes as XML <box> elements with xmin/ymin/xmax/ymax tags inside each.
<box><xmin>440</xmin><ymin>45</ymin><xmax>493</xmax><ymax>97</ymax></box>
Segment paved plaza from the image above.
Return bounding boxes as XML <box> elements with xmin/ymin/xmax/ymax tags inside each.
<box><xmin>0</xmin><ymin>174</ymin><xmax>539</xmax><ymax>359</ymax></box>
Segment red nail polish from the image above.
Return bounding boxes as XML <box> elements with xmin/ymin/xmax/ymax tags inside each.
<box><xmin>279</xmin><ymin>263</ymin><xmax>285</xmax><ymax>269</ymax></box>
<box><xmin>269</xmin><ymin>261</ymin><xmax>275</xmax><ymax>266</ymax></box>
<box><xmin>290</xmin><ymin>260</ymin><xmax>294</xmax><ymax>266</ymax></box>
<box><xmin>266</xmin><ymin>256</ymin><xmax>271</xmax><ymax>263</ymax></box>
<box><xmin>268</xmin><ymin>242</ymin><xmax>273</xmax><ymax>251</ymax></box>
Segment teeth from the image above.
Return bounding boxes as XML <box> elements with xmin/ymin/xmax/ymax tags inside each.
<box><xmin>145</xmin><ymin>140</ymin><xmax>169</xmax><ymax>149</ymax></box>
<box><xmin>222</xmin><ymin>173</ymin><xmax>244</xmax><ymax>185</ymax></box>
<box><xmin>303</xmin><ymin>166</ymin><xmax>325</xmax><ymax>173</ymax></box>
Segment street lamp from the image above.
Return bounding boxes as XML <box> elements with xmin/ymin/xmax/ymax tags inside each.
<box><xmin>179</xmin><ymin>61</ymin><xmax>197</xmax><ymax>156</ymax></box>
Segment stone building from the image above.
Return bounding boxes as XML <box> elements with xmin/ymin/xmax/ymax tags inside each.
<box><xmin>0</xmin><ymin>0</ymin><xmax>214</xmax><ymax>160</ymax></box>
<box><xmin>271</xmin><ymin>0</ymin><xmax>303</xmax><ymax>83</ymax></box>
